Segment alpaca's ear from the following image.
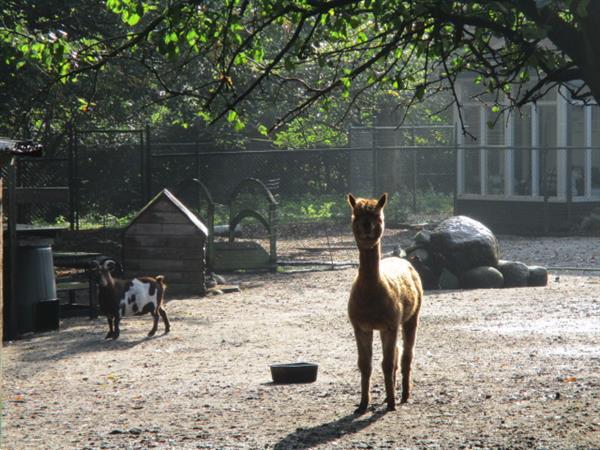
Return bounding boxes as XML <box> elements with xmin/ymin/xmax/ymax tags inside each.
<box><xmin>347</xmin><ymin>193</ymin><xmax>357</xmax><ymax>208</ymax></box>
<box><xmin>376</xmin><ymin>193</ymin><xmax>388</xmax><ymax>210</ymax></box>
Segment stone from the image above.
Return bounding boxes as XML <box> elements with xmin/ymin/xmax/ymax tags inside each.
<box><xmin>439</xmin><ymin>268</ymin><xmax>460</xmax><ymax>290</ymax></box>
<box><xmin>430</xmin><ymin>216</ymin><xmax>500</xmax><ymax>276</ymax></box>
<box><xmin>527</xmin><ymin>266</ymin><xmax>549</xmax><ymax>287</ymax></box>
<box><xmin>460</xmin><ymin>266</ymin><xmax>504</xmax><ymax>289</ymax></box>
<box><xmin>407</xmin><ymin>254</ymin><xmax>440</xmax><ymax>290</ymax></box>
<box><xmin>414</xmin><ymin>230</ymin><xmax>431</xmax><ymax>246</ymax></box>
<box><xmin>497</xmin><ymin>260</ymin><xmax>530</xmax><ymax>288</ymax></box>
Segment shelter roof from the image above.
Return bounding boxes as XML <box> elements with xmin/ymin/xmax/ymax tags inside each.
<box><xmin>125</xmin><ymin>188</ymin><xmax>208</xmax><ymax>237</ymax></box>
<box><xmin>0</xmin><ymin>138</ymin><xmax>42</xmax><ymax>156</ymax></box>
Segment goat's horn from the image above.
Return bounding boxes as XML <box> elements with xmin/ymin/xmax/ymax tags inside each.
<box><xmin>102</xmin><ymin>259</ymin><xmax>116</xmax><ymax>270</ymax></box>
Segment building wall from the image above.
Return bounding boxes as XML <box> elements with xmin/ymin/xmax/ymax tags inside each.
<box><xmin>455</xmin><ymin>199</ymin><xmax>600</xmax><ymax>234</ymax></box>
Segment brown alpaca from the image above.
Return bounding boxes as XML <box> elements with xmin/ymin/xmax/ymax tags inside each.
<box><xmin>347</xmin><ymin>193</ymin><xmax>423</xmax><ymax>413</ymax></box>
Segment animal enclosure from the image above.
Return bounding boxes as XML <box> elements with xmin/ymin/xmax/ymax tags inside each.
<box><xmin>122</xmin><ymin>189</ymin><xmax>208</xmax><ymax>295</ymax></box>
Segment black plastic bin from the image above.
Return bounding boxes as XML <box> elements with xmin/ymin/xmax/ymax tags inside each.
<box><xmin>16</xmin><ymin>240</ymin><xmax>59</xmax><ymax>334</ymax></box>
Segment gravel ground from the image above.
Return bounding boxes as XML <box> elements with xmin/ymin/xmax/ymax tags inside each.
<box><xmin>2</xmin><ymin>232</ymin><xmax>600</xmax><ymax>449</ymax></box>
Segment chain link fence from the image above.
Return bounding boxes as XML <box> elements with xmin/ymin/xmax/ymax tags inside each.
<box><xmin>6</xmin><ymin>126</ymin><xmax>457</xmax><ymax>236</ymax></box>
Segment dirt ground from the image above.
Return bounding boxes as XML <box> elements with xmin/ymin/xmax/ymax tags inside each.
<box><xmin>2</xmin><ymin>230</ymin><xmax>600</xmax><ymax>449</ymax></box>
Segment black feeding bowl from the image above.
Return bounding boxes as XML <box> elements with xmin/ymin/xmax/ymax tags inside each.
<box><xmin>270</xmin><ymin>362</ymin><xmax>318</xmax><ymax>384</ymax></box>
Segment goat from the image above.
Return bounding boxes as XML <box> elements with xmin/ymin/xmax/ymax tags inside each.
<box><xmin>347</xmin><ymin>193</ymin><xmax>423</xmax><ymax>413</ymax></box>
<box><xmin>91</xmin><ymin>260</ymin><xmax>171</xmax><ymax>340</ymax></box>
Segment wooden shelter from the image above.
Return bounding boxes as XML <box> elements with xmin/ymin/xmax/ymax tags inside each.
<box><xmin>1</xmin><ymin>138</ymin><xmax>43</xmax><ymax>340</ymax></box>
<box><xmin>122</xmin><ymin>189</ymin><xmax>208</xmax><ymax>296</ymax></box>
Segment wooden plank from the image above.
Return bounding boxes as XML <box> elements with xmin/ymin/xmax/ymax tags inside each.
<box><xmin>16</xmin><ymin>187</ymin><xmax>69</xmax><ymax>204</ymax></box>
<box><xmin>6</xmin><ymin>158</ymin><xmax>18</xmax><ymax>339</ymax></box>
<box><xmin>126</xmin><ymin>222</ymin><xmax>201</xmax><ymax>236</ymax></box>
<box><xmin>123</xmin><ymin>270</ymin><xmax>204</xmax><ymax>283</ymax></box>
<box><xmin>134</xmin><ymin>211</ymin><xmax>194</xmax><ymax>225</ymax></box>
<box><xmin>56</xmin><ymin>281</ymin><xmax>89</xmax><ymax>291</ymax></box>
<box><xmin>123</xmin><ymin>246</ymin><xmax>204</xmax><ymax>260</ymax></box>
<box><xmin>123</xmin><ymin>235</ymin><xmax>206</xmax><ymax>249</ymax></box>
<box><xmin>164</xmin><ymin>283</ymin><xmax>205</xmax><ymax>296</ymax></box>
<box><xmin>143</xmin><ymin>199</ymin><xmax>179</xmax><ymax>213</ymax></box>
<box><xmin>124</xmin><ymin>258</ymin><xmax>204</xmax><ymax>271</ymax></box>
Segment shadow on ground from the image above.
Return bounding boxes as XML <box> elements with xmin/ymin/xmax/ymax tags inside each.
<box><xmin>273</xmin><ymin>409</ymin><xmax>386</xmax><ymax>449</ymax></box>
<box><xmin>13</xmin><ymin>325</ymin><xmax>164</xmax><ymax>363</ymax></box>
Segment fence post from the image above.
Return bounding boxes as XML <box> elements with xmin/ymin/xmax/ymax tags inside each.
<box><xmin>412</xmin><ymin>126</ymin><xmax>417</xmax><ymax>212</ymax></box>
<box><xmin>6</xmin><ymin>156</ymin><xmax>18</xmax><ymax>339</ymax></box>
<box><xmin>372</xmin><ymin>127</ymin><xmax>378</xmax><ymax>196</ymax></box>
<box><xmin>139</xmin><ymin>129</ymin><xmax>147</xmax><ymax>205</ymax></box>
<box><xmin>542</xmin><ymin>148</ymin><xmax>549</xmax><ymax>234</ymax></box>
<box><xmin>566</xmin><ymin>145</ymin><xmax>572</xmax><ymax>227</ymax></box>
<box><xmin>144</xmin><ymin>125</ymin><xmax>152</xmax><ymax>201</ymax></box>
<box><xmin>453</xmin><ymin>123</ymin><xmax>458</xmax><ymax>216</ymax></box>
<box><xmin>195</xmin><ymin>130</ymin><xmax>201</xmax><ymax>180</ymax></box>
<box><xmin>69</xmin><ymin>125</ymin><xmax>80</xmax><ymax>230</ymax></box>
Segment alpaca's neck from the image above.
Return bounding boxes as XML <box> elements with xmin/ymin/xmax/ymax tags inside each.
<box><xmin>358</xmin><ymin>242</ymin><xmax>381</xmax><ymax>280</ymax></box>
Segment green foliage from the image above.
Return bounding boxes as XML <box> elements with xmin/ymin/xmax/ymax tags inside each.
<box><xmin>3</xmin><ymin>0</ymin><xmax>599</xmax><ymax>146</ymax></box>
<box><xmin>32</xmin><ymin>211</ymin><xmax>137</xmax><ymax>230</ymax></box>
<box><xmin>278</xmin><ymin>194</ymin><xmax>347</xmax><ymax>223</ymax></box>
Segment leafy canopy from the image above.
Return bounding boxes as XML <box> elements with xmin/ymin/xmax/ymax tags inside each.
<box><xmin>3</xmin><ymin>0</ymin><xmax>600</xmax><ymax>137</ymax></box>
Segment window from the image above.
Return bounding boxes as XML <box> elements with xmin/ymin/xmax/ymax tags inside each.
<box><xmin>513</xmin><ymin>106</ymin><xmax>532</xmax><ymax>195</ymax></box>
<box><xmin>538</xmin><ymin>103</ymin><xmax>557</xmax><ymax>197</ymax></box>
<box><xmin>567</xmin><ymin>103</ymin><xmax>585</xmax><ymax>197</ymax></box>
<box><xmin>592</xmin><ymin>106</ymin><xmax>600</xmax><ymax>196</ymax></box>
<box><xmin>486</xmin><ymin>109</ymin><xmax>505</xmax><ymax>194</ymax></box>
<box><xmin>463</xmin><ymin>105</ymin><xmax>481</xmax><ymax>194</ymax></box>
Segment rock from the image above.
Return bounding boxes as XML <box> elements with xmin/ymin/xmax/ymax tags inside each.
<box><xmin>414</xmin><ymin>230</ymin><xmax>431</xmax><ymax>246</ymax></box>
<box><xmin>528</xmin><ymin>266</ymin><xmax>548</xmax><ymax>287</ymax></box>
<box><xmin>430</xmin><ymin>216</ymin><xmax>500</xmax><ymax>276</ymax></box>
<box><xmin>460</xmin><ymin>266</ymin><xmax>504</xmax><ymax>289</ymax></box>
<box><xmin>497</xmin><ymin>260</ymin><xmax>530</xmax><ymax>288</ymax></box>
<box><xmin>407</xmin><ymin>255</ymin><xmax>440</xmax><ymax>290</ymax></box>
<box><xmin>392</xmin><ymin>245</ymin><xmax>406</xmax><ymax>258</ymax></box>
<box><xmin>439</xmin><ymin>268</ymin><xmax>460</xmax><ymax>290</ymax></box>
<box><xmin>408</xmin><ymin>247</ymin><xmax>429</xmax><ymax>263</ymax></box>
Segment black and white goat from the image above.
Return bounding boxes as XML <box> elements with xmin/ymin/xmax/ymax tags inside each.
<box><xmin>91</xmin><ymin>260</ymin><xmax>171</xmax><ymax>340</ymax></box>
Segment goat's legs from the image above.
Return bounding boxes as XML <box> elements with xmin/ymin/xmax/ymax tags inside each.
<box><xmin>354</xmin><ymin>328</ymin><xmax>373</xmax><ymax>414</ymax></box>
<box><xmin>381</xmin><ymin>327</ymin><xmax>400</xmax><ymax>411</ymax></box>
<box><xmin>400</xmin><ymin>314</ymin><xmax>419</xmax><ymax>403</ymax></box>
<box><xmin>105</xmin><ymin>316</ymin><xmax>115</xmax><ymax>339</ymax></box>
<box><xmin>112</xmin><ymin>316</ymin><xmax>121</xmax><ymax>340</ymax></box>
<box><xmin>159</xmin><ymin>307</ymin><xmax>170</xmax><ymax>333</ymax></box>
<box><xmin>148</xmin><ymin>310</ymin><xmax>159</xmax><ymax>337</ymax></box>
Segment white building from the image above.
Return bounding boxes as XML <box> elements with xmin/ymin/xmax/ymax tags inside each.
<box><xmin>454</xmin><ymin>79</ymin><xmax>600</xmax><ymax>232</ymax></box>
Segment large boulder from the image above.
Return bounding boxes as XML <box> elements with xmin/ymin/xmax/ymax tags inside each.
<box><xmin>439</xmin><ymin>268</ymin><xmax>460</xmax><ymax>290</ymax></box>
<box><xmin>497</xmin><ymin>260</ymin><xmax>530</xmax><ymax>288</ymax></box>
<box><xmin>407</xmin><ymin>254</ymin><xmax>440</xmax><ymax>290</ymax></box>
<box><xmin>429</xmin><ymin>216</ymin><xmax>500</xmax><ymax>276</ymax></box>
<box><xmin>460</xmin><ymin>266</ymin><xmax>504</xmax><ymax>289</ymax></box>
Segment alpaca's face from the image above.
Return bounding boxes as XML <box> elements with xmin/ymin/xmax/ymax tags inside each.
<box><xmin>348</xmin><ymin>193</ymin><xmax>387</xmax><ymax>249</ymax></box>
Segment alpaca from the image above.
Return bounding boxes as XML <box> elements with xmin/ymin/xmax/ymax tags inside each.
<box><xmin>347</xmin><ymin>193</ymin><xmax>423</xmax><ymax>413</ymax></box>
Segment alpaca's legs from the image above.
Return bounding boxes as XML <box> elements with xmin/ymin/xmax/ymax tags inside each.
<box><xmin>354</xmin><ymin>328</ymin><xmax>373</xmax><ymax>414</ymax></box>
<box><xmin>381</xmin><ymin>327</ymin><xmax>399</xmax><ymax>411</ymax></box>
<box><xmin>400</xmin><ymin>314</ymin><xmax>419</xmax><ymax>403</ymax></box>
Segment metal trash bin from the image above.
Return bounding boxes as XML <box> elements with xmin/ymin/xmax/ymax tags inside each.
<box><xmin>16</xmin><ymin>239</ymin><xmax>59</xmax><ymax>334</ymax></box>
